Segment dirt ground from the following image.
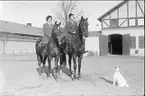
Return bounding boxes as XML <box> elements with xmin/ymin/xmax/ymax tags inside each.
<box><xmin>0</xmin><ymin>53</ymin><xmax>144</xmax><ymax>96</ymax></box>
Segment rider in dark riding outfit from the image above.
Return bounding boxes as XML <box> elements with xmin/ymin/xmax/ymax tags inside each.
<box><xmin>65</xmin><ymin>13</ymin><xmax>87</xmax><ymax>53</ymax></box>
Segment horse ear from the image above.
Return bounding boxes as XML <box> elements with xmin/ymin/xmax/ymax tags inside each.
<box><xmin>86</xmin><ymin>18</ymin><xmax>88</xmax><ymax>21</ymax></box>
<box><xmin>59</xmin><ymin>22</ymin><xmax>61</xmax><ymax>26</ymax></box>
<box><xmin>81</xmin><ymin>16</ymin><xmax>84</xmax><ymax>20</ymax></box>
<box><xmin>55</xmin><ymin>21</ymin><xmax>57</xmax><ymax>25</ymax></box>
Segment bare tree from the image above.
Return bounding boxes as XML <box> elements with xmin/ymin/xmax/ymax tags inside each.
<box><xmin>53</xmin><ymin>0</ymin><xmax>84</xmax><ymax>26</ymax></box>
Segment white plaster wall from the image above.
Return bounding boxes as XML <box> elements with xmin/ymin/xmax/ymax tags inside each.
<box><xmin>85</xmin><ymin>37</ymin><xmax>100</xmax><ymax>56</ymax></box>
<box><xmin>0</xmin><ymin>41</ymin><xmax>36</xmax><ymax>54</ymax></box>
<box><xmin>102</xmin><ymin>27</ymin><xmax>144</xmax><ymax>56</ymax></box>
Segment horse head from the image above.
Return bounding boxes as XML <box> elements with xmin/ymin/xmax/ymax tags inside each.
<box><xmin>78</xmin><ymin>16</ymin><xmax>89</xmax><ymax>38</ymax></box>
<box><xmin>51</xmin><ymin>21</ymin><xmax>61</xmax><ymax>38</ymax></box>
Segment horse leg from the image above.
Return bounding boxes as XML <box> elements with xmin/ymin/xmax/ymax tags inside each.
<box><xmin>73</xmin><ymin>54</ymin><xmax>77</xmax><ymax>79</ymax></box>
<box><xmin>68</xmin><ymin>54</ymin><xmax>73</xmax><ymax>78</ymax></box>
<box><xmin>42</xmin><ymin>56</ymin><xmax>47</xmax><ymax>76</ymax></box>
<box><xmin>37</xmin><ymin>55</ymin><xmax>42</xmax><ymax>76</ymax></box>
<box><xmin>59</xmin><ymin>52</ymin><xmax>66</xmax><ymax>75</ymax></box>
<box><xmin>78</xmin><ymin>54</ymin><xmax>83</xmax><ymax>79</ymax></box>
<box><xmin>47</xmin><ymin>56</ymin><xmax>51</xmax><ymax>77</ymax></box>
<box><xmin>59</xmin><ymin>54</ymin><xmax>63</xmax><ymax>75</ymax></box>
<box><xmin>54</xmin><ymin>56</ymin><xmax>59</xmax><ymax>80</ymax></box>
<box><xmin>62</xmin><ymin>53</ymin><xmax>66</xmax><ymax>67</ymax></box>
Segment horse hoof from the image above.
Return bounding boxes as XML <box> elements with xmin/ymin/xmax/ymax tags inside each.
<box><xmin>59</xmin><ymin>73</ymin><xmax>63</xmax><ymax>77</ymax></box>
<box><xmin>46</xmin><ymin>73</ymin><xmax>50</xmax><ymax>77</ymax></box>
<box><xmin>69</xmin><ymin>74</ymin><xmax>73</xmax><ymax>80</ymax></box>
<box><xmin>78</xmin><ymin>75</ymin><xmax>81</xmax><ymax>79</ymax></box>
<box><xmin>71</xmin><ymin>74</ymin><xmax>76</xmax><ymax>80</ymax></box>
<box><xmin>77</xmin><ymin>76</ymin><xmax>81</xmax><ymax>80</ymax></box>
<box><xmin>41</xmin><ymin>72</ymin><xmax>45</xmax><ymax>76</ymax></box>
<box><xmin>54</xmin><ymin>75</ymin><xmax>58</xmax><ymax>80</ymax></box>
<box><xmin>59</xmin><ymin>70</ymin><xmax>62</xmax><ymax>76</ymax></box>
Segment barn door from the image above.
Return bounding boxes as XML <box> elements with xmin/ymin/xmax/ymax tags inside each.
<box><xmin>122</xmin><ymin>34</ymin><xmax>130</xmax><ymax>55</ymax></box>
<box><xmin>99</xmin><ymin>35</ymin><xmax>108</xmax><ymax>56</ymax></box>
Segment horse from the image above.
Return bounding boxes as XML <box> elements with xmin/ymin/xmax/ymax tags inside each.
<box><xmin>35</xmin><ymin>38</ymin><xmax>48</xmax><ymax>76</ymax></box>
<box><xmin>63</xmin><ymin>16</ymin><xmax>89</xmax><ymax>79</ymax></box>
<box><xmin>36</xmin><ymin>21</ymin><xmax>63</xmax><ymax>79</ymax></box>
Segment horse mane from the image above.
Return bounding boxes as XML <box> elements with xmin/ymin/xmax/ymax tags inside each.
<box><xmin>51</xmin><ymin>28</ymin><xmax>60</xmax><ymax>48</ymax></box>
<box><xmin>77</xmin><ymin>20</ymin><xmax>83</xmax><ymax>45</ymax></box>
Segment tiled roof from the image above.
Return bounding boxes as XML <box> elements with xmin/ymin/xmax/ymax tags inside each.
<box><xmin>0</xmin><ymin>20</ymin><xmax>43</xmax><ymax>36</ymax></box>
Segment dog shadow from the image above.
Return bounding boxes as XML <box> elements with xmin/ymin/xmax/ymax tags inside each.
<box><xmin>36</xmin><ymin>65</ymin><xmax>70</xmax><ymax>77</ymax></box>
<box><xmin>99</xmin><ymin>77</ymin><xmax>113</xmax><ymax>85</ymax></box>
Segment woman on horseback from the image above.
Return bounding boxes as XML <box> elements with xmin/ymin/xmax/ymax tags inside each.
<box><xmin>40</xmin><ymin>15</ymin><xmax>53</xmax><ymax>46</ymax></box>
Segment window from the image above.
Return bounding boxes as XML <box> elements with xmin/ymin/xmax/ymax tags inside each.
<box><xmin>1</xmin><ymin>32</ymin><xmax>6</xmax><ymax>37</ymax></box>
<box><xmin>110</xmin><ymin>19</ymin><xmax>118</xmax><ymax>28</ymax></box>
<box><xmin>130</xmin><ymin>36</ymin><xmax>136</xmax><ymax>49</ymax></box>
<box><xmin>139</xmin><ymin>36</ymin><xmax>144</xmax><ymax>48</ymax></box>
<box><xmin>129</xmin><ymin>19</ymin><xmax>136</xmax><ymax>26</ymax></box>
<box><xmin>138</xmin><ymin>18</ymin><xmax>144</xmax><ymax>26</ymax></box>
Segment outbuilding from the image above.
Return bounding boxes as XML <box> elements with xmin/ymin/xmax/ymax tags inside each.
<box><xmin>0</xmin><ymin>20</ymin><xmax>42</xmax><ymax>54</ymax></box>
<box><xmin>98</xmin><ymin>0</ymin><xmax>144</xmax><ymax>56</ymax></box>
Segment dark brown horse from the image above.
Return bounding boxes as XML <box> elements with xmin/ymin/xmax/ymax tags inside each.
<box><xmin>36</xmin><ymin>21</ymin><xmax>63</xmax><ymax>79</ymax></box>
<box><xmin>63</xmin><ymin>16</ymin><xmax>89</xmax><ymax>79</ymax></box>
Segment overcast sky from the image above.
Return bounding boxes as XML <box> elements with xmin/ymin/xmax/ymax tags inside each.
<box><xmin>0</xmin><ymin>1</ymin><xmax>122</xmax><ymax>31</ymax></box>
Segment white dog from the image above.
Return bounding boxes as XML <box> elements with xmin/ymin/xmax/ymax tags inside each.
<box><xmin>113</xmin><ymin>66</ymin><xmax>129</xmax><ymax>87</ymax></box>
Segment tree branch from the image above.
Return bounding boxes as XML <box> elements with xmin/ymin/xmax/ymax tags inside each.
<box><xmin>54</xmin><ymin>0</ymin><xmax>84</xmax><ymax>26</ymax></box>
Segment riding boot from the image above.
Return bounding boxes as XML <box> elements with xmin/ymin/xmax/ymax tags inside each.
<box><xmin>40</xmin><ymin>36</ymin><xmax>49</xmax><ymax>46</ymax></box>
<box><xmin>39</xmin><ymin>38</ymin><xmax>45</xmax><ymax>46</ymax></box>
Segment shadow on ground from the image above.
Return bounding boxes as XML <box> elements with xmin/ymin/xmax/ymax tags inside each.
<box><xmin>99</xmin><ymin>77</ymin><xmax>113</xmax><ymax>85</ymax></box>
<box><xmin>36</xmin><ymin>65</ymin><xmax>71</xmax><ymax>77</ymax></box>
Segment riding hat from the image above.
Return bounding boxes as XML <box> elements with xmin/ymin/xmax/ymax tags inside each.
<box><xmin>46</xmin><ymin>15</ymin><xmax>52</xmax><ymax>21</ymax></box>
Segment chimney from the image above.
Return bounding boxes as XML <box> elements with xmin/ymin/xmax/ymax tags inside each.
<box><xmin>27</xmin><ymin>23</ymin><xmax>32</xmax><ymax>27</ymax></box>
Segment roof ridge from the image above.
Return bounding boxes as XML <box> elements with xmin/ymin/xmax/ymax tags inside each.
<box><xmin>0</xmin><ymin>20</ymin><xmax>41</xmax><ymax>29</ymax></box>
<box><xmin>0</xmin><ymin>20</ymin><xmax>43</xmax><ymax>36</ymax></box>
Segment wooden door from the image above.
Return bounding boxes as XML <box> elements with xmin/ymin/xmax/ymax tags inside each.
<box><xmin>99</xmin><ymin>35</ymin><xmax>108</xmax><ymax>56</ymax></box>
<box><xmin>122</xmin><ymin>34</ymin><xmax>130</xmax><ymax>55</ymax></box>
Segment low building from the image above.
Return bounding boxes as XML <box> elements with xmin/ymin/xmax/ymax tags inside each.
<box><xmin>98</xmin><ymin>0</ymin><xmax>144</xmax><ymax>56</ymax></box>
<box><xmin>0</xmin><ymin>20</ymin><xmax>43</xmax><ymax>54</ymax></box>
